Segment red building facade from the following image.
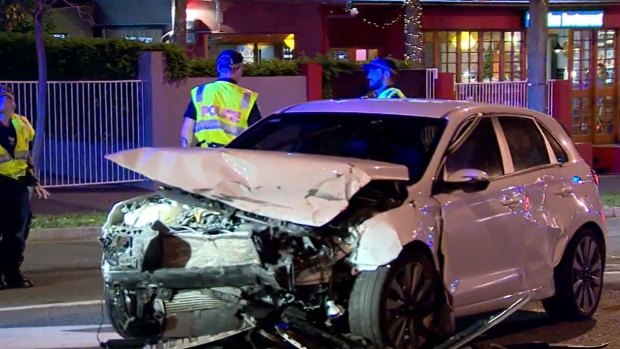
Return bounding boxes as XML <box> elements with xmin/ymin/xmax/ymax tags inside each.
<box><xmin>186</xmin><ymin>1</ymin><xmax>620</xmax><ymax>149</ymax></box>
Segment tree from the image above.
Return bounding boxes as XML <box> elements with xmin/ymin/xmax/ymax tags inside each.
<box><xmin>172</xmin><ymin>0</ymin><xmax>187</xmax><ymax>47</ymax></box>
<box><xmin>0</xmin><ymin>0</ymin><xmax>54</xmax><ymax>33</ymax></box>
<box><xmin>31</xmin><ymin>0</ymin><xmax>59</xmax><ymax>171</ymax></box>
<box><xmin>527</xmin><ymin>0</ymin><xmax>548</xmax><ymax>113</ymax></box>
<box><xmin>404</xmin><ymin>0</ymin><xmax>423</xmax><ymax>68</ymax></box>
<box><xmin>3</xmin><ymin>0</ymin><xmax>85</xmax><ymax>171</ymax></box>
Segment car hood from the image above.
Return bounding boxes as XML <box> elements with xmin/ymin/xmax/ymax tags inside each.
<box><xmin>106</xmin><ymin>147</ymin><xmax>410</xmax><ymax>227</ymax></box>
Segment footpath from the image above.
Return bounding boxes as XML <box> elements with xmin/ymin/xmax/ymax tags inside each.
<box><xmin>26</xmin><ymin>175</ymin><xmax>620</xmax><ymax>242</ymax></box>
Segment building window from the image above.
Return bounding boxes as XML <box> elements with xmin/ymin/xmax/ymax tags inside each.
<box><xmin>504</xmin><ymin>31</ymin><xmax>522</xmax><ymax>81</ymax></box>
<box><xmin>211</xmin><ymin>34</ymin><xmax>296</xmax><ymax>63</ymax></box>
<box><xmin>438</xmin><ymin>31</ymin><xmax>458</xmax><ymax>75</ymax></box>
<box><xmin>329</xmin><ymin>48</ymin><xmax>378</xmax><ymax>62</ymax></box>
<box><xmin>482</xmin><ymin>32</ymin><xmax>502</xmax><ymax>82</ymax></box>
<box><xmin>426</xmin><ymin>31</ymin><xmax>524</xmax><ymax>83</ymax></box>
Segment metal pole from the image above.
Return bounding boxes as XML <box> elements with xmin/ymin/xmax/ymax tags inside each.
<box><xmin>527</xmin><ymin>0</ymin><xmax>549</xmax><ymax>113</ymax></box>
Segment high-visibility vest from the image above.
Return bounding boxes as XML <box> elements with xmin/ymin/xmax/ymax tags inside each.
<box><xmin>0</xmin><ymin>113</ymin><xmax>35</xmax><ymax>180</ymax></box>
<box><xmin>191</xmin><ymin>81</ymin><xmax>258</xmax><ymax>147</ymax></box>
<box><xmin>377</xmin><ymin>87</ymin><xmax>406</xmax><ymax>99</ymax></box>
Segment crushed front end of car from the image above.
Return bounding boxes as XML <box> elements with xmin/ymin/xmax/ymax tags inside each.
<box><xmin>99</xmin><ymin>147</ymin><xmax>414</xmax><ymax>345</ymax></box>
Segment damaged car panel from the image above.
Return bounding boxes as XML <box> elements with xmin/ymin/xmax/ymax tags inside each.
<box><xmin>106</xmin><ymin>147</ymin><xmax>410</xmax><ymax>227</ymax></box>
<box><xmin>100</xmin><ymin>99</ymin><xmax>608</xmax><ymax>349</ymax></box>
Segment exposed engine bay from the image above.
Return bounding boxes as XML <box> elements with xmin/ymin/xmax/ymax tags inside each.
<box><xmin>99</xmin><ymin>182</ymin><xmax>407</xmax><ymax>344</ymax></box>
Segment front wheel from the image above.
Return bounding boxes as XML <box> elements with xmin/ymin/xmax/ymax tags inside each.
<box><xmin>348</xmin><ymin>252</ymin><xmax>443</xmax><ymax>349</ymax></box>
<box><xmin>542</xmin><ymin>228</ymin><xmax>605</xmax><ymax>321</ymax></box>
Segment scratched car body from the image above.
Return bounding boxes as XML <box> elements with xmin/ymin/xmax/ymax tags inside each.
<box><xmin>100</xmin><ymin>99</ymin><xmax>607</xmax><ymax>349</ymax></box>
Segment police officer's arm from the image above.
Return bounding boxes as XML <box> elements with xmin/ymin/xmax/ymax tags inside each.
<box><xmin>22</xmin><ymin>117</ymin><xmax>50</xmax><ymax>198</ymax></box>
<box><xmin>181</xmin><ymin>100</ymin><xmax>196</xmax><ymax>148</ymax></box>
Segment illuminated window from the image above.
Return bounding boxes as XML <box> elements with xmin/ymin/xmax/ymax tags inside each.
<box><xmin>504</xmin><ymin>31</ymin><xmax>522</xmax><ymax>81</ymax></box>
<box><xmin>438</xmin><ymin>31</ymin><xmax>457</xmax><ymax>75</ymax></box>
<box><xmin>482</xmin><ymin>32</ymin><xmax>501</xmax><ymax>82</ymax></box>
<box><xmin>459</xmin><ymin>32</ymin><xmax>479</xmax><ymax>83</ymax></box>
<box><xmin>428</xmin><ymin>31</ymin><xmax>524</xmax><ymax>82</ymax></box>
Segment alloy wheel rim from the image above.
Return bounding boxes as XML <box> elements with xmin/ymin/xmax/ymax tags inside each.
<box><xmin>572</xmin><ymin>236</ymin><xmax>603</xmax><ymax>314</ymax></box>
<box><xmin>384</xmin><ymin>261</ymin><xmax>435</xmax><ymax>349</ymax></box>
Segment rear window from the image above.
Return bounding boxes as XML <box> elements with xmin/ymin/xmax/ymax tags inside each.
<box><xmin>228</xmin><ymin>112</ymin><xmax>447</xmax><ymax>182</ymax></box>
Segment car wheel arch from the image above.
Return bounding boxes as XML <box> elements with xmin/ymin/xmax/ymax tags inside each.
<box><xmin>543</xmin><ymin>223</ymin><xmax>606</xmax><ymax>320</ymax></box>
<box><xmin>399</xmin><ymin>240</ymin><xmax>456</xmax><ymax>335</ymax></box>
<box><xmin>552</xmin><ymin>221</ymin><xmax>607</xmax><ymax>267</ymax></box>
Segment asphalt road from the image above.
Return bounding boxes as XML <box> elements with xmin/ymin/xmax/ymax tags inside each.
<box><xmin>1</xmin><ymin>219</ymin><xmax>620</xmax><ymax>349</ymax></box>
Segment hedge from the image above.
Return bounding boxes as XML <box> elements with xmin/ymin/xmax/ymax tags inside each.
<box><xmin>0</xmin><ymin>33</ymin><xmax>411</xmax><ymax>97</ymax></box>
<box><xmin>0</xmin><ymin>33</ymin><xmax>188</xmax><ymax>80</ymax></box>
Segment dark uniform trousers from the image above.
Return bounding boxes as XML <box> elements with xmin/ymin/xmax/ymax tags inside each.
<box><xmin>0</xmin><ymin>175</ymin><xmax>32</xmax><ymax>277</ymax></box>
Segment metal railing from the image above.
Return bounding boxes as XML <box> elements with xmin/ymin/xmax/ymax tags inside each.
<box><xmin>0</xmin><ymin>80</ymin><xmax>148</xmax><ymax>187</ymax></box>
<box><xmin>425</xmin><ymin>68</ymin><xmax>438</xmax><ymax>99</ymax></box>
<box><xmin>454</xmin><ymin>80</ymin><xmax>556</xmax><ymax>116</ymax></box>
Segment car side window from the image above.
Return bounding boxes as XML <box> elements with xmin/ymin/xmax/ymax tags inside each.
<box><xmin>540</xmin><ymin>125</ymin><xmax>569</xmax><ymax>164</ymax></box>
<box><xmin>445</xmin><ymin>117</ymin><xmax>504</xmax><ymax>178</ymax></box>
<box><xmin>498</xmin><ymin>116</ymin><xmax>551</xmax><ymax>172</ymax></box>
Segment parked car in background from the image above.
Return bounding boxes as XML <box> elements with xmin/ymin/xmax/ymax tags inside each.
<box><xmin>100</xmin><ymin>99</ymin><xmax>607</xmax><ymax>349</ymax></box>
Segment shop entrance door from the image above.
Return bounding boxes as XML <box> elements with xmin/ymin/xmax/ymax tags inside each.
<box><xmin>569</xmin><ymin>29</ymin><xmax>618</xmax><ymax>144</ymax></box>
<box><xmin>593</xmin><ymin>30</ymin><xmax>616</xmax><ymax>144</ymax></box>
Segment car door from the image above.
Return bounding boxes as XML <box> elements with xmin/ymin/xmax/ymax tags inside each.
<box><xmin>495</xmin><ymin>115</ymin><xmax>557</xmax><ymax>293</ymax></box>
<box><xmin>433</xmin><ymin>116</ymin><xmax>525</xmax><ymax>310</ymax></box>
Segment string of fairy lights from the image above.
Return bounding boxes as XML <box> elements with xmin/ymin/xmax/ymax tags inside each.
<box><xmin>403</xmin><ymin>0</ymin><xmax>424</xmax><ymax>65</ymax></box>
<box><xmin>345</xmin><ymin>0</ymin><xmax>424</xmax><ymax>64</ymax></box>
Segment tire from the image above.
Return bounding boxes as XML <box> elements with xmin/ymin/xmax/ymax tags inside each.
<box><xmin>348</xmin><ymin>252</ymin><xmax>442</xmax><ymax>349</ymax></box>
<box><xmin>542</xmin><ymin>228</ymin><xmax>605</xmax><ymax>321</ymax></box>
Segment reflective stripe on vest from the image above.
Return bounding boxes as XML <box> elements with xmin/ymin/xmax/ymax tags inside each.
<box><xmin>0</xmin><ymin>114</ymin><xmax>35</xmax><ymax>179</ymax></box>
<box><xmin>378</xmin><ymin>87</ymin><xmax>406</xmax><ymax>99</ymax></box>
<box><xmin>191</xmin><ymin>81</ymin><xmax>258</xmax><ymax>147</ymax></box>
<box><xmin>195</xmin><ymin>119</ymin><xmax>244</xmax><ymax>137</ymax></box>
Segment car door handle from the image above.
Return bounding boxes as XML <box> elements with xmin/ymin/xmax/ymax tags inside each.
<box><xmin>554</xmin><ymin>185</ymin><xmax>574</xmax><ymax>197</ymax></box>
<box><xmin>501</xmin><ymin>194</ymin><xmax>522</xmax><ymax>206</ymax></box>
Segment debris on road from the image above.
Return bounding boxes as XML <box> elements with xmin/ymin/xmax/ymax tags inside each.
<box><xmin>487</xmin><ymin>343</ymin><xmax>609</xmax><ymax>349</ymax></box>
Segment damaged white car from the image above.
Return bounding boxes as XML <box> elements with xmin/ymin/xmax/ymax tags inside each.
<box><xmin>100</xmin><ymin>99</ymin><xmax>607</xmax><ymax>349</ymax></box>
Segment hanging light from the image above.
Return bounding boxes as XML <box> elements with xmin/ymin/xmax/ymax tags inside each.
<box><xmin>553</xmin><ymin>41</ymin><xmax>563</xmax><ymax>53</ymax></box>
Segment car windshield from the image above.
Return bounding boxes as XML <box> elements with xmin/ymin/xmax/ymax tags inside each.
<box><xmin>227</xmin><ymin>112</ymin><xmax>447</xmax><ymax>183</ymax></box>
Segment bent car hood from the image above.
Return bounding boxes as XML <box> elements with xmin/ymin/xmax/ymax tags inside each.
<box><xmin>106</xmin><ymin>147</ymin><xmax>409</xmax><ymax>227</ymax></box>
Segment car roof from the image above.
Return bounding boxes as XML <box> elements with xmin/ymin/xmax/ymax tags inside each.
<box><xmin>280</xmin><ymin>98</ymin><xmax>479</xmax><ymax>119</ymax></box>
<box><xmin>279</xmin><ymin>98</ymin><xmax>553</xmax><ymax>123</ymax></box>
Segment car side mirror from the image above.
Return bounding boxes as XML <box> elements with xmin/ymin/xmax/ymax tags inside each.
<box><xmin>442</xmin><ymin>169</ymin><xmax>491</xmax><ymax>193</ymax></box>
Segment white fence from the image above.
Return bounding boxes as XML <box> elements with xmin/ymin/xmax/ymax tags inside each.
<box><xmin>425</xmin><ymin>68</ymin><xmax>438</xmax><ymax>99</ymax></box>
<box><xmin>455</xmin><ymin>80</ymin><xmax>556</xmax><ymax>116</ymax></box>
<box><xmin>0</xmin><ymin>80</ymin><xmax>148</xmax><ymax>187</ymax></box>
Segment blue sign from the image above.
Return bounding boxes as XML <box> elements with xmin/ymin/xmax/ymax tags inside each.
<box><xmin>525</xmin><ymin>10</ymin><xmax>604</xmax><ymax>28</ymax></box>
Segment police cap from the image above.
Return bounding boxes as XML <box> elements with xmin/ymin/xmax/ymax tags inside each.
<box><xmin>362</xmin><ymin>57</ymin><xmax>399</xmax><ymax>75</ymax></box>
<box><xmin>217</xmin><ymin>49</ymin><xmax>244</xmax><ymax>70</ymax></box>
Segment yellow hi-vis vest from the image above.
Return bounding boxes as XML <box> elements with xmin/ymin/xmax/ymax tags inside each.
<box><xmin>376</xmin><ymin>87</ymin><xmax>406</xmax><ymax>99</ymax></box>
<box><xmin>0</xmin><ymin>113</ymin><xmax>35</xmax><ymax>180</ymax></box>
<box><xmin>191</xmin><ymin>81</ymin><xmax>258</xmax><ymax>147</ymax></box>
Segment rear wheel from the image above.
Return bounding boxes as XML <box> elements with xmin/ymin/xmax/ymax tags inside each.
<box><xmin>542</xmin><ymin>228</ymin><xmax>605</xmax><ymax>321</ymax></box>
<box><xmin>348</xmin><ymin>252</ymin><xmax>442</xmax><ymax>349</ymax></box>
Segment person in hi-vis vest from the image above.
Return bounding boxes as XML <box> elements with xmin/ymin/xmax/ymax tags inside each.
<box><xmin>0</xmin><ymin>85</ymin><xmax>50</xmax><ymax>290</ymax></box>
<box><xmin>180</xmin><ymin>50</ymin><xmax>262</xmax><ymax>148</ymax></box>
<box><xmin>362</xmin><ymin>57</ymin><xmax>406</xmax><ymax>99</ymax></box>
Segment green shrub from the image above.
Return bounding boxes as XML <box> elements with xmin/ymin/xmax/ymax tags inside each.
<box><xmin>0</xmin><ymin>32</ymin><xmax>413</xmax><ymax>92</ymax></box>
<box><xmin>0</xmin><ymin>33</ymin><xmax>188</xmax><ymax>80</ymax></box>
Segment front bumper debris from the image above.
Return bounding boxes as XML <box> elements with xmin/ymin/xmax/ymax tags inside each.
<box><xmin>104</xmin><ymin>264</ymin><xmax>275</xmax><ymax>289</ymax></box>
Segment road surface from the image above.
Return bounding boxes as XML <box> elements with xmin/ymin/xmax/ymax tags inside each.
<box><xmin>1</xmin><ymin>219</ymin><xmax>620</xmax><ymax>349</ymax></box>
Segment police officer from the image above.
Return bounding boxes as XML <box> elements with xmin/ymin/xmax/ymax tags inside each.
<box><xmin>0</xmin><ymin>85</ymin><xmax>50</xmax><ymax>290</ymax></box>
<box><xmin>180</xmin><ymin>50</ymin><xmax>262</xmax><ymax>148</ymax></box>
<box><xmin>362</xmin><ymin>57</ymin><xmax>406</xmax><ymax>99</ymax></box>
